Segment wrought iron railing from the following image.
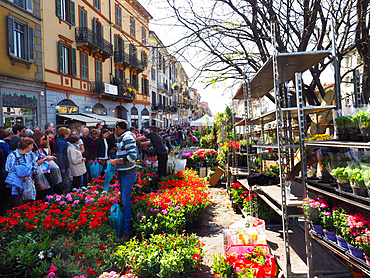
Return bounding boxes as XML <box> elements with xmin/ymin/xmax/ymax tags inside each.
<box><xmin>75</xmin><ymin>27</ymin><xmax>113</xmax><ymax>56</ymax></box>
<box><xmin>158</xmin><ymin>83</ymin><xmax>168</xmax><ymax>92</ymax></box>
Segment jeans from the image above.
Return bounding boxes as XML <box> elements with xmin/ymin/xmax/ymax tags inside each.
<box><xmin>157</xmin><ymin>153</ymin><xmax>168</xmax><ymax>178</ymax></box>
<box><xmin>118</xmin><ymin>171</ymin><xmax>136</xmax><ymax>233</ymax></box>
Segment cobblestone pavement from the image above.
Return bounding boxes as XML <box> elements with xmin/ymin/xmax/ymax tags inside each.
<box><xmin>187</xmin><ymin>185</ymin><xmax>243</xmax><ymax>278</ymax></box>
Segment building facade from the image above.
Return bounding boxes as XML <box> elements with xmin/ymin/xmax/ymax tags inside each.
<box><xmin>0</xmin><ymin>0</ymin><xmax>45</xmax><ymax>128</ymax></box>
<box><xmin>43</xmin><ymin>0</ymin><xmax>151</xmax><ymax>130</ymax></box>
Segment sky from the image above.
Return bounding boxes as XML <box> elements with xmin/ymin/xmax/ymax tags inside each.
<box><xmin>139</xmin><ymin>0</ymin><xmax>233</xmax><ymax>116</ymax></box>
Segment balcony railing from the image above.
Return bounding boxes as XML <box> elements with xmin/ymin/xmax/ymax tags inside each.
<box><xmin>158</xmin><ymin>83</ymin><xmax>168</xmax><ymax>93</ymax></box>
<box><xmin>114</xmin><ymin>51</ymin><xmax>130</xmax><ymax>67</ymax></box>
<box><xmin>152</xmin><ymin>104</ymin><xmax>158</xmax><ymax>112</ymax></box>
<box><xmin>111</xmin><ymin>79</ymin><xmax>136</xmax><ymax>101</ymax></box>
<box><xmin>167</xmin><ymin>88</ymin><xmax>173</xmax><ymax>96</ymax></box>
<box><xmin>158</xmin><ymin>103</ymin><xmax>164</xmax><ymax>111</ymax></box>
<box><xmin>75</xmin><ymin>27</ymin><xmax>113</xmax><ymax>59</ymax></box>
<box><xmin>114</xmin><ymin>51</ymin><xmax>145</xmax><ymax>73</ymax></box>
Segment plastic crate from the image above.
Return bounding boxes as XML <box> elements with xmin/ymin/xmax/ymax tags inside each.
<box><xmin>226</xmin><ymin>245</ymin><xmax>276</xmax><ymax>278</ymax></box>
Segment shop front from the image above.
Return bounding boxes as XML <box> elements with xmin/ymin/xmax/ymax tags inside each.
<box><xmin>131</xmin><ymin>107</ymin><xmax>139</xmax><ymax>128</ymax></box>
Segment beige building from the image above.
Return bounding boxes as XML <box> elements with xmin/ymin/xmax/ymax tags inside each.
<box><xmin>43</xmin><ymin>0</ymin><xmax>151</xmax><ymax>129</ymax></box>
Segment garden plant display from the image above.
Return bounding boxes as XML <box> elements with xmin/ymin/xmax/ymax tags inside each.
<box><xmin>0</xmin><ymin>168</ymin><xmax>212</xmax><ymax>278</ymax></box>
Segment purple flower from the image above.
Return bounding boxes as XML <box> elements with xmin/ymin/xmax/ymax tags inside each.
<box><xmin>46</xmin><ymin>195</ymin><xmax>53</xmax><ymax>200</ymax></box>
<box><xmin>323</xmin><ymin>211</ymin><xmax>331</xmax><ymax>216</ymax></box>
<box><xmin>59</xmin><ymin>201</ymin><xmax>66</xmax><ymax>205</ymax></box>
<box><xmin>169</xmin><ymin>202</ymin><xmax>173</xmax><ymax>207</ymax></box>
<box><xmin>150</xmin><ymin>208</ymin><xmax>154</xmax><ymax>212</ymax></box>
<box><xmin>55</xmin><ymin>196</ymin><xmax>62</xmax><ymax>202</ymax></box>
<box><xmin>175</xmin><ymin>205</ymin><xmax>181</xmax><ymax>211</ymax></box>
<box><xmin>137</xmin><ymin>213</ymin><xmax>140</xmax><ymax>218</ymax></box>
<box><xmin>113</xmin><ymin>198</ymin><xmax>117</xmax><ymax>203</ymax></box>
<box><xmin>161</xmin><ymin>209</ymin><xmax>168</xmax><ymax>215</ymax></box>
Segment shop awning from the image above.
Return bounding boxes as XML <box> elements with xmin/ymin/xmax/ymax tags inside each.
<box><xmin>57</xmin><ymin>114</ymin><xmax>99</xmax><ymax>127</ymax></box>
<box><xmin>152</xmin><ymin>118</ymin><xmax>164</xmax><ymax>123</ymax></box>
<box><xmin>81</xmin><ymin>113</ymin><xmax>122</xmax><ymax>126</ymax></box>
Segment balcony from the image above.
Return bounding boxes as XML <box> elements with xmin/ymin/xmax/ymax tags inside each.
<box><xmin>129</xmin><ymin>55</ymin><xmax>145</xmax><ymax>73</ymax></box>
<box><xmin>158</xmin><ymin>83</ymin><xmax>168</xmax><ymax>93</ymax></box>
<box><xmin>169</xmin><ymin>106</ymin><xmax>177</xmax><ymax>113</ymax></box>
<box><xmin>158</xmin><ymin>103</ymin><xmax>164</xmax><ymax>111</ymax></box>
<box><xmin>152</xmin><ymin>104</ymin><xmax>158</xmax><ymax>112</ymax></box>
<box><xmin>166</xmin><ymin>88</ymin><xmax>173</xmax><ymax>97</ymax></box>
<box><xmin>75</xmin><ymin>27</ymin><xmax>113</xmax><ymax>60</ymax></box>
<box><xmin>111</xmin><ymin>79</ymin><xmax>136</xmax><ymax>102</ymax></box>
<box><xmin>114</xmin><ymin>51</ymin><xmax>130</xmax><ymax>67</ymax></box>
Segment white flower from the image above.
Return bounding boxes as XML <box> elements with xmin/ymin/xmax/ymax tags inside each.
<box><xmin>38</xmin><ymin>251</ymin><xmax>44</xmax><ymax>260</ymax></box>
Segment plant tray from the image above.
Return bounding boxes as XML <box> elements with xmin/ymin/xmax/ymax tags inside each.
<box><xmin>345</xmin><ymin>250</ymin><xmax>370</xmax><ymax>271</ymax></box>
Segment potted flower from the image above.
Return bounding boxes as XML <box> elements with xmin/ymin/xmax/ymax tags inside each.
<box><xmin>347</xmin><ymin>114</ymin><xmax>361</xmax><ymax>141</ymax></box>
<box><xmin>212</xmin><ymin>254</ymin><xmax>237</xmax><ymax>278</ymax></box>
<box><xmin>364</xmin><ymin>170</ymin><xmax>370</xmax><ymax>197</ymax></box>
<box><xmin>342</xmin><ymin>213</ymin><xmax>369</xmax><ymax>259</ymax></box>
<box><xmin>320</xmin><ymin>211</ymin><xmax>336</xmax><ymax>241</ymax></box>
<box><xmin>347</xmin><ymin>168</ymin><xmax>368</xmax><ymax>197</ymax></box>
<box><xmin>359</xmin><ymin>110</ymin><xmax>370</xmax><ymax>135</ymax></box>
<box><xmin>240</xmin><ymin>139</ymin><xmax>247</xmax><ymax>152</ymax></box>
<box><xmin>355</xmin><ymin>229</ymin><xmax>370</xmax><ymax>265</ymax></box>
<box><xmin>333</xmin><ymin>207</ymin><xmax>349</xmax><ymax>249</ymax></box>
<box><xmin>331</xmin><ymin>167</ymin><xmax>352</xmax><ymax>193</ymax></box>
<box><xmin>303</xmin><ymin>198</ymin><xmax>323</xmax><ymax>234</ymax></box>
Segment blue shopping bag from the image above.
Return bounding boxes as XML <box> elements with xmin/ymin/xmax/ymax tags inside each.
<box><xmin>90</xmin><ymin>162</ymin><xmax>103</xmax><ymax>179</ymax></box>
<box><xmin>104</xmin><ymin>162</ymin><xmax>116</xmax><ymax>192</ymax></box>
<box><xmin>109</xmin><ymin>203</ymin><xmax>124</xmax><ymax>238</ymax></box>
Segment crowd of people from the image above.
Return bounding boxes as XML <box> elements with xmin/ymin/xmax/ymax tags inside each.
<box><xmin>0</xmin><ymin>121</ymin><xmax>198</xmax><ymax>218</ymax></box>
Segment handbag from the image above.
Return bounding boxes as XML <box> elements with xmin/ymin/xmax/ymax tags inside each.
<box><xmin>22</xmin><ymin>177</ymin><xmax>36</xmax><ymax>201</ymax></box>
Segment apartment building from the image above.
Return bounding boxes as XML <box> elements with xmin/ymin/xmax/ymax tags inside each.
<box><xmin>0</xmin><ymin>0</ymin><xmax>45</xmax><ymax>128</ymax></box>
<box><xmin>43</xmin><ymin>0</ymin><xmax>151</xmax><ymax>129</ymax></box>
<box><xmin>149</xmin><ymin>31</ymin><xmax>179</xmax><ymax>127</ymax></box>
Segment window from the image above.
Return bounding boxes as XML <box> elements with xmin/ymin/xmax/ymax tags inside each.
<box><xmin>81</xmin><ymin>52</ymin><xmax>88</xmax><ymax>80</ymax></box>
<box><xmin>130</xmin><ymin>18</ymin><xmax>135</xmax><ymax>38</ymax></box>
<box><xmin>141</xmin><ymin>51</ymin><xmax>147</xmax><ymax>68</ymax></box>
<box><xmin>94</xmin><ymin>0</ymin><xmax>100</xmax><ymax>11</ymax></box>
<box><xmin>58</xmin><ymin>41</ymin><xmax>76</xmax><ymax>76</ymax></box>
<box><xmin>114</xmin><ymin>35</ymin><xmax>124</xmax><ymax>58</ymax></box>
<box><xmin>130</xmin><ymin>73</ymin><xmax>138</xmax><ymax>90</ymax></box>
<box><xmin>56</xmin><ymin>0</ymin><xmax>75</xmax><ymax>26</ymax></box>
<box><xmin>10</xmin><ymin>0</ymin><xmax>33</xmax><ymax>13</ymax></box>
<box><xmin>96</xmin><ymin>60</ymin><xmax>102</xmax><ymax>82</ymax></box>
<box><xmin>92</xmin><ymin>18</ymin><xmax>103</xmax><ymax>38</ymax></box>
<box><xmin>142</xmin><ymin>28</ymin><xmax>146</xmax><ymax>45</ymax></box>
<box><xmin>7</xmin><ymin>15</ymin><xmax>34</xmax><ymax>62</ymax></box>
<box><xmin>115</xmin><ymin>68</ymin><xmax>125</xmax><ymax>81</ymax></box>
<box><xmin>116</xmin><ymin>6</ymin><xmax>121</xmax><ymax>29</ymax></box>
<box><xmin>79</xmin><ymin>8</ymin><xmax>86</xmax><ymax>27</ymax></box>
<box><xmin>141</xmin><ymin>78</ymin><xmax>149</xmax><ymax>95</ymax></box>
<box><xmin>151</xmin><ymin>67</ymin><xmax>156</xmax><ymax>81</ymax></box>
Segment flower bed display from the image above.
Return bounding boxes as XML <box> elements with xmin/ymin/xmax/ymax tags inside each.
<box><xmin>116</xmin><ymin>233</ymin><xmax>203</xmax><ymax>278</ymax></box>
<box><xmin>0</xmin><ymin>169</ymin><xmax>211</xmax><ymax>278</ymax></box>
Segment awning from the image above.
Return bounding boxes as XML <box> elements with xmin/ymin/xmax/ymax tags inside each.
<box><xmin>152</xmin><ymin>118</ymin><xmax>164</xmax><ymax>123</ymax></box>
<box><xmin>81</xmin><ymin>113</ymin><xmax>122</xmax><ymax>126</ymax></box>
<box><xmin>57</xmin><ymin>114</ymin><xmax>99</xmax><ymax>127</ymax></box>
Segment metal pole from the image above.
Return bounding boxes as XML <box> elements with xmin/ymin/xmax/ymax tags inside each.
<box><xmin>295</xmin><ymin>72</ymin><xmax>313</xmax><ymax>278</ymax></box>
<box><xmin>272</xmin><ymin>21</ymin><xmax>291</xmax><ymax>278</ymax></box>
<box><xmin>331</xmin><ymin>19</ymin><xmax>342</xmax><ymax>110</ymax></box>
<box><xmin>354</xmin><ymin>69</ymin><xmax>362</xmax><ymax>107</ymax></box>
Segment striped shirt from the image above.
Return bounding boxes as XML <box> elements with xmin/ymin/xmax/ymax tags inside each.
<box><xmin>115</xmin><ymin>130</ymin><xmax>137</xmax><ymax>172</ymax></box>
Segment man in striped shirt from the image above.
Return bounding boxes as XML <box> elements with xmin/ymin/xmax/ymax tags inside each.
<box><xmin>108</xmin><ymin>121</ymin><xmax>137</xmax><ymax>241</ymax></box>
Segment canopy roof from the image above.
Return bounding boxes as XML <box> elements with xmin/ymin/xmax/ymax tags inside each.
<box><xmin>190</xmin><ymin>115</ymin><xmax>214</xmax><ymax>126</ymax></box>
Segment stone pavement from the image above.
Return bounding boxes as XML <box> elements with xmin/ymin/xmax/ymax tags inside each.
<box><xmin>187</xmin><ymin>185</ymin><xmax>243</xmax><ymax>277</ymax></box>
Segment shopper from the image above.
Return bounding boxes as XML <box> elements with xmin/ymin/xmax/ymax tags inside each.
<box><xmin>4</xmin><ymin>127</ymin><xmax>14</xmax><ymax>145</ymax></box>
<box><xmin>137</xmin><ymin>126</ymin><xmax>168</xmax><ymax>178</ymax></box>
<box><xmin>90</xmin><ymin>129</ymin><xmax>100</xmax><ymax>161</ymax></box>
<box><xmin>71</xmin><ymin>129</ymin><xmax>85</xmax><ymax>154</ymax></box>
<box><xmin>81</xmin><ymin>128</ymin><xmax>93</xmax><ymax>162</ymax></box>
<box><xmin>45</xmin><ymin>130</ymin><xmax>55</xmax><ymax>154</ymax></box>
<box><xmin>0</xmin><ymin>129</ymin><xmax>11</xmax><ymax>158</ymax></box>
<box><xmin>53</xmin><ymin>127</ymin><xmax>71</xmax><ymax>194</ymax></box>
<box><xmin>4</xmin><ymin>138</ymin><xmax>37</xmax><ymax>211</ymax></box>
<box><xmin>67</xmin><ymin>136</ymin><xmax>87</xmax><ymax>190</ymax></box>
<box><xmin>97</xmin><ymin>129</ymin><xmax>109</xmax><ymax>160</ymax></box>
<box><xmin>9</xmin><ymin>124</ymin><xmax>26</xmax><ymax>151</ymax></box>
<box><xmin>32</xmin><ymin>131</ymin><xmax>56</xmax><ymax>200</ymax></box>
<box><xmin>108</xmin><ymin>121</ymin><xmax>137</xmax><ymax>242</ymax></box>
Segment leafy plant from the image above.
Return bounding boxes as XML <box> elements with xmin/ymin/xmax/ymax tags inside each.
<box><xmin>212</xmin><ymin>254</ymin><xmax>237</xmax><ymax>278</ymax></box>
<box><xmin>347</xmin><ymin>168</ymin><xmax>365</xmax><ymax>184</ymax></box>
<box><xmin>330</xmin><ymin>167</ymin><xmax>350</xmax><ymax>183</ymax></box>
<box><xmin>321</xmin><ymin>211</ymin><xmax>335</xmax><ymax>232</ymax></box>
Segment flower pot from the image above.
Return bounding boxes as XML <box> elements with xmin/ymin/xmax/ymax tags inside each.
<box><xmin>336</xmin><ymin>179</ymin><xmax>353</xmax><ymax>193</ymax></box>
<box><xmin>336</xmin><ymin>235</ymin><xmax>348</xmax><ymax>249</ymax></box>
<box><xmin>348</xmin><ymin>244</ymin><xmax>365</xmax><ymax>259</ymax></box>
<box><xmin>323</xmin><ymin>230</ymin><xmax>336</xmax><ymax>241</ymax></box>
<box><xmin>311</xmin><ymin>223</ymin><xmax>324</xmax><ymax>235</ymax></box>
<box><xmin>350</xmin><ymin>181</ymin><xmax>368</xmax><ymax>197</ymax></box>
<box><xmin>337</xmin><ymin>128</ymin><xmax>349</xmax><ymax>141</ymax></box>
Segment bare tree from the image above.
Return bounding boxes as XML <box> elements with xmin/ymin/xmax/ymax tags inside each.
<box><xmin>165</xmin><ymin>0</ymin><xmax>359</xmax><ymax>105</ymax></box>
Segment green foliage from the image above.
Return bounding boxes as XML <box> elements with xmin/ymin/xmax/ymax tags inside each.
<box><xmin>212</xmin><ymin>254</ymin><xmax>237</xmax><ymax>278</ymax></box>
<box><xmin>116</xmin><ymin>234</ymin><xmax>203</xmax><ymax>278</ymax></box>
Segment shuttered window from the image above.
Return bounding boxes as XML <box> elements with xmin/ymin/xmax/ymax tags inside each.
<box><xmin>10</xmin><ymin>0</ymin><xmax>33</xmax><ymax>12</ymax></box>
<box><xmin>116</xmin><ymin>6</ymin><xmax>121</xmax><ymax>29</ymax></box>
<box><xmin>96</xmin><ymin>60</ymin><xmax>102</xmax><ymax>82</ymax></box>
<box><xmin>57</xmin><ymin>41</ymin><xmax>76</xmax><ymax>76</ymax></box>
<box><xmin>142</xmin><ymin>28</ymin><xmax>146</xmax><ymax>45</ymax></box>
<box><xmin>56</xmin><ymin>0</ymin><xmax>75</xmax><ymax>25</ymax></box>
<box><xmin>79</xmin><ymin>9</ymin><xmax>87</xmax><ymax>27</ymax></box>
<box><xmin>94</xmin><ymin>0</ymin><xmax>100</xmax><ymax>11</ymax></box>
<box><xmin>7</xmin><ymin>15</ymin><xmax>34</xmax><ymax>62</ymax></box>
<box><xmin>130</xmin><ymin>18</ymin><xmax>135</xmax><ymax>38</ymax></box>
<box><xmin>81</xmin><ymin>52</ymin><xmax>88</xmax><ymax>80</ymax></box>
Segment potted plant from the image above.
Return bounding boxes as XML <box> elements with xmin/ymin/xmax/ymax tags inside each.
<box><xmin>212</xmin><ymin>254</ymin><xmax>237</xmax><ymax>278</ymax></box>
<box><xmin>303</xmin><ymin>198</ymin><xmax>323</xmax><ymax>234</ymax></box>
<box><xmin>333</xmin><ymin>207</ymin><xmax>349</xmax><ymax>249</ymax></box>
<box><xmin>359</xmin><ymin>110</ymin><xmax>370</xmax><ymax>142</ymax></box>
<box><xmin>331</xmin><ymin>167</ymin><xmax>352</xmax><ymax>193</ymax></box>
<box><xmin>347</xmin><ymin>168</ymin><xmax>368</xmax><ymax>197</ymax></box>
<box><xmin>240</xmin><ymin>139</ymin><xmax>247</xmax><ymax>151</ymax></box>
<box><xmin>335</xmin><ymin>116</ymin><xmax>349</xmax><ymax>141</ymax></box>
<box><xmin>356</xmin><ymin>229</ymin><xmax>370</xmax><ymax>265</ymax></box>
<box><xmin>347</xmin><ymin>114</ymin><xmax>361</xmax><ymax>141</ymax></box>
<box><xmin>321</xmin><ymin>211</ymin><xmax>336</xmax><ymax>241</ymax></box>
